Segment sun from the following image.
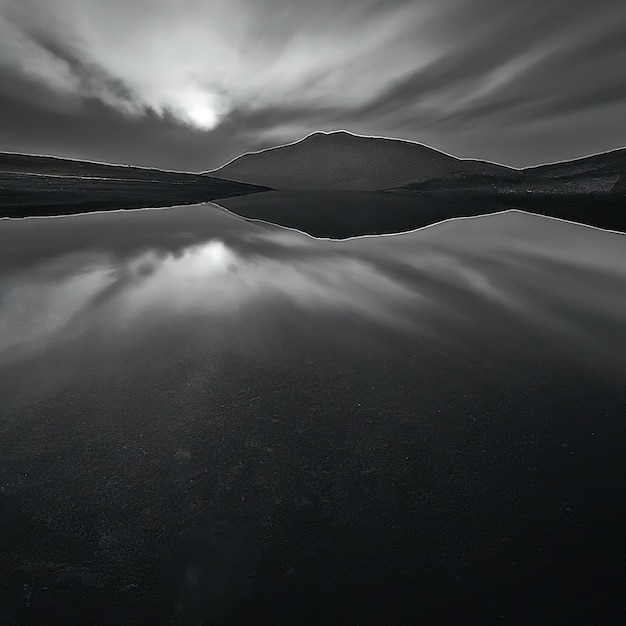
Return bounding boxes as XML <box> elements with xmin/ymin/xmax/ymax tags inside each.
<box><xmin>183</xmin><ymin>100</ymin><xmax>220</xmax><ymax>130</ymax></box>
<box><xmin>175</xmin><ymin>88</ymin><xmax>226</xmax><ymax>130</ymax></box>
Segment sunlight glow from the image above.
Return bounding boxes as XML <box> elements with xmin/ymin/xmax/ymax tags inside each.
<box><xmin>173</xmin><ymin>88</ymin><xmax>226</xmax><ymax>130</ymax></box>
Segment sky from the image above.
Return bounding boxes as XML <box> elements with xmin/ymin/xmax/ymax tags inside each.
<box><xmin>0</xmin><ymin>0</ymin><xmax>624</xmax><ymax>171</ymax></box>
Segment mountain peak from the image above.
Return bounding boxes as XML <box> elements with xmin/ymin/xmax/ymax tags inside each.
<box><xmin>301</xmin><ymin>130</ymin><xmax>366</xmax><ymax>143</ymax></box>
<box><xmin>210</xmin><ymin>131</ymin><xmax>508</xmax><ymax>191</ymax></box>
<box><xmin>308</xmin><ymin>129</ymin><xmax>352</xmax><ymax>136</ymax></box>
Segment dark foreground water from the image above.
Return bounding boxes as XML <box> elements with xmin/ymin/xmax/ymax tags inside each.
<box><xmin>0</xmin><ymin>204</ymin><xmax>625</xmax><ymax>625</ymax></box>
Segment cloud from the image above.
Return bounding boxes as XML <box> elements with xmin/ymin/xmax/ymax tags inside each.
<box><xmin>0</xmin><ymin>0</ymin><xmax>624</xmax><ymax>168</ymax></box>
<box><xmin>0</xmin><ymin>0</ymin><xmax>427</xmax><ymax>130</ymax></box>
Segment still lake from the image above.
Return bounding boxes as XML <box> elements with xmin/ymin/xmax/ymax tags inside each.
<box><xmin>1</xmin><ymin>204</ymin><xmax>625</xmax><ymax>625</ymax></box>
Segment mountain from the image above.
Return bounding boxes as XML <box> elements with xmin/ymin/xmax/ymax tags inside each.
<box><xmin>209</xmin><ymin>131</ymin><xmax>626</xmax><ymax>195</ymax></box>
<box><xmin>521</xmin><ymin>148</ymin><xmax>626</xmax><ymax>193</ymax></box>
<box><xmin>392</xmin><ymin>147</ymin><xmax>626</xmax><ymax>195</ymax></box>
<box><xmin>207</xmin><ymin>130</ymin><xmax>512</xmax><ymax>191</ymax></box>
<box><xmin>0</xmin><ymin>152</ymin><xmax>270</xmax><ymax>218</ymax></box>
<box><xmin>215</xmin><ymin>135</ymin><xmax>626</xmax><ymax>237</ymax></box>
<box><xmin>0</xmin><ymin>151</ymin><xmax>196</xmax><ymax>181</ymax></box>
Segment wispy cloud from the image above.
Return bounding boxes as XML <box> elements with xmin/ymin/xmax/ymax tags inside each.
<box><xmin>0</xmin><ymin>0</ymin><xmax>624</xmax><ymax>168</ymax></box>
<box><xmin>0</xmin><ymin>0</ymin><xmax>428</xmax><ymax>129</ymax></box>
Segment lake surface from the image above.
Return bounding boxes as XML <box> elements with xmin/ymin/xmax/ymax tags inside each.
<box><xmin>219</xmin><ymin>190</ymin><xmax>626</xmax><ymax>237</ymax></box>
<box><xmin>1</xmin><ymin>204</ymin><xmax>625</xmax><ymax>625</ymax></box>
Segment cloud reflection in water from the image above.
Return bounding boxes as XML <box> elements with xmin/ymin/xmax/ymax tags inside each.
<box><xmin>1</xmin><ymin>206</ymin><xmax>626</xmax><ymax>381</ymax></box>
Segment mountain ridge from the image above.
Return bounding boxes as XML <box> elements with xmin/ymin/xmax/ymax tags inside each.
<box><xmin>0</xmin><ymin>151</ymin><xmax>211</xmax><ymax>181</ymax></box>
<box><xmin>0</xmin><ymin>152</ymin><xmax>271</xmax><ymax>218</ymax></box>
<box><xmin>208</xmin><ymin>130</ymin><xmax>626</xmax><ymax>193</ymax></box>
<box><xmin>207</xmin><ymin>130</ymin><xmax>511</xmax><ymax>191</ymax></box>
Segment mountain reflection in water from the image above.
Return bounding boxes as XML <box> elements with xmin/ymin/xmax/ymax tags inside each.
<box><xmin>0</xmin><ymin>203</ymin><xmax>624</xmax><ymax>625</ymax></box>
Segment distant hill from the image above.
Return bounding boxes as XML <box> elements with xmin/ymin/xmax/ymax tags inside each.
<box><xmin>0</xmin><ymin>152</ymin><xmax>270</xmax><ymax>218</ymax></box>
<box><xmin>209</xmin><ymin>131</ymin><xmax>626</xmax><ymax>195</ymax></box>
<box><xmin>207</xmin><ymin>131</ymin><xmax>512</xmax><ymax>191</ymax></box>
<box><xmin>391</xmin><ymin>148</ymin><xmax>626</xmax><ymax>195</ymax></box>
<box><xmin>0</xmin><ymin>151</ymin><xmax>214</xmax><ymax>182</ymax></box>
<box><xmin>522</xmin><ymin>148</ymin><xmax>626</xmax><ymax>194</ymax></box>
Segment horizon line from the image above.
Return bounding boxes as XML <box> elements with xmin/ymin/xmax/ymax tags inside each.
<box><xmin>1</xmin><ymin>129</ymin><xmax>624</xmax><ymax>175</ymax></box>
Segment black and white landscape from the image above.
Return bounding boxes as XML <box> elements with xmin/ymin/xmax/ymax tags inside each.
<box><xmin>3</xmin><ymin>132</ymin><xmax>625</xmax><ymax>235</ymax></box>
<box><xmin>2</xmin><ymin>103</ymin><xmax>626</xmax><ymax>626</ymax></box>
<box><xmin>1</xmin><ymin>0</ymin><xmax>626</xmax><ymax>625</ymax></box>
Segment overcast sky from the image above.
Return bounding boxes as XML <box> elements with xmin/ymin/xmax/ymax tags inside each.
<box><xmin>0</xmin><ymin>0</ymin><xmax>624</xmax><ymax>170</ymax></box>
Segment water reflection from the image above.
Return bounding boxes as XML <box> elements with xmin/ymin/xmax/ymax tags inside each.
<box><xmin>1</xmin><ymin>225</ymin><xmax>421</xmax><ymax>367</ymax></box>
<box><xmin>1</xmin><ymin>204</ymin><xmax>625</xmax><ymax>625</ymax></box>
<box><xmin>2</xmin><ymin>205</ymin><xmax>625</xmax><ymax>375</ymax></box>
